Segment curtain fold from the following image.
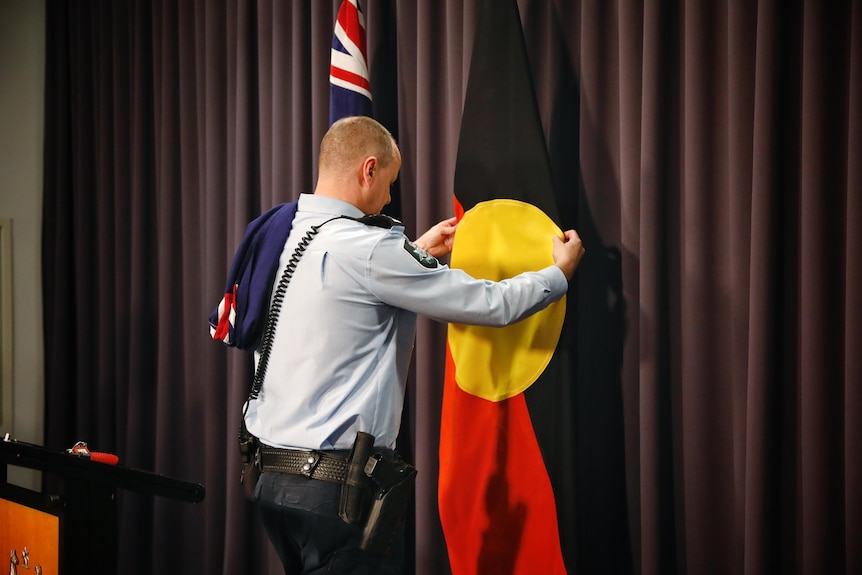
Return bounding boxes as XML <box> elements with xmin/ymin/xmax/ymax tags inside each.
<box><xmin>42</xmin><ymin>1</ymin><xmax>860</xmax><ymax>573</ymax></box>
<box><xmin>845</xmin><ymin>8</ymin><xmax>862</xmax><ymax>575</ymax></box>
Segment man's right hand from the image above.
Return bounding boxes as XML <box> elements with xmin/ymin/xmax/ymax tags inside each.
<box><xmin>552</xmin><ymin>230</ymin><xmax>585</xmax><ymax>280</ymax></box>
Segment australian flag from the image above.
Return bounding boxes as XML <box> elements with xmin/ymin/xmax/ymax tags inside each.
<box><xmin>329</xmin><ymin>0</ymin><xmax>372</xmax><ymax>125</ymax></box>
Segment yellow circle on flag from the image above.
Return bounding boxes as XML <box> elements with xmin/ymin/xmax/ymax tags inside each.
<box><xmin>448</xmin><ymin>199</ymin><xmax>566</xmax><ymax>402</ymax></box>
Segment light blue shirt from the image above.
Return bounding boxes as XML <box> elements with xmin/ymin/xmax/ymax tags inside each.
<box><xmin>245</xmin><ymin>193</ymin><xmax>568</xmax><ymax>450</ymax></box>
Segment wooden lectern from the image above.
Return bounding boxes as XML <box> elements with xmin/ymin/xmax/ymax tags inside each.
<box><xmin>0</xmin><ymin>437</ymin><xmax>205</xmax><ymax>574</ymax></box>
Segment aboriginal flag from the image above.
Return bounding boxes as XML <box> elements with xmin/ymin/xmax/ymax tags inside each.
<box><xmin>329</xmin><ymin>0</ymin><xmax>372</xmax><ymax>125</ymax></box>
<box><xmin>438</xmin><ymin>0</ymin><xmax>573</xmax><ymax>573</ymax></box>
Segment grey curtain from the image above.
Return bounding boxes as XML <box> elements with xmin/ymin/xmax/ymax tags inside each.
<box><xmin>42</xmin><ymin>1</ymin><xmax>861</xmax><ymax>574</ymax></box>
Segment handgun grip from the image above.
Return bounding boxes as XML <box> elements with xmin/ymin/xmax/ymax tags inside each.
<box><xmin>339</xmin><ymin>431</ymin><xmax>375</xmax><ymax>524</ymax></box>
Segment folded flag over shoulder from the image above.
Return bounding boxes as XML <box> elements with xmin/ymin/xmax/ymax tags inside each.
<box><xmin>209</xmin><ymin>202</ymin><xmax>298</xmax><ymax>351</ymax></box>
<box><xmin>438</xmin><ymin>0</ymin><xmax>571</xmax><ymax>573</ymax></box>
<box><xmin>330</xmin><ymin>0</ymin><xmax>372</xmax><ymax>125</ymax></box>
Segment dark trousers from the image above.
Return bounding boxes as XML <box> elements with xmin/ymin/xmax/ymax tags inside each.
<box><xmin>254</xmin><ymin>472</ymin><xmax>404</xmax><ymax>574</ymax></box>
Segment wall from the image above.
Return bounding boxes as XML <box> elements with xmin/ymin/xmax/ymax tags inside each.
<box><xmin>0</xmin><ymin>0</ymin><xmax>46</xmax><ymax>490</ymax></box>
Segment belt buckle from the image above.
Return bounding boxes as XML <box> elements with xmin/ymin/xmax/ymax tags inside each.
<box><xmin>299</xmin><ymin>451</ymin><xmax>321</xmax><ymax>477</ymax></box>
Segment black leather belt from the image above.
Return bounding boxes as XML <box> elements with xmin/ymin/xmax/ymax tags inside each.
<box><xmin>258</xmin><ymin>446</ymin><xmax>349</xmax><ymax>483</ymax></box>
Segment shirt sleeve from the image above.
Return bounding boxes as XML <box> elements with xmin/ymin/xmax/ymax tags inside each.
<box><xmin>362</xmin><ymin>229</ymin><xmax>569</xmax><ymax>326</ymax></box>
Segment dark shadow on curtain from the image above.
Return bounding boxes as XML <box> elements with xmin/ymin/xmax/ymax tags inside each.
<box><xmin>369</xmin><ymin>0</ymin><xmax>401</xmax><ymax>223</ymax></box>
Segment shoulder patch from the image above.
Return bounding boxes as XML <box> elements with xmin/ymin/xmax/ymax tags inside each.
<box><xmin>403</xmin><ymin>240</ymin><xmax>439</xmax><ymax>268</ymax></box>
<box><xmin>356</xmin><ymin>213</ymin><xmax>400</xmax><ymax>229</ymax></box>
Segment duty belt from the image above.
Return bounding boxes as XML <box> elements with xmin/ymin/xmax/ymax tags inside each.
<box><xmin>258</xmin><ymin>446</ymin><xmax>349</xmax><ymax>483</ymax></box>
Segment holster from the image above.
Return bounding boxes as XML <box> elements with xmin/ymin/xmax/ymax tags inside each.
<box><xmin>358</xmin><ymin>451</ymin><xmax>417</xmax><ymax>555</ymax></box>
<box><xmin>339</xmin><ymin>431</ymin><xmax>375</xmax><ymax>524</ymax></box>
<box><xmin>237</xmin><ymin>422</ymin><xmax>261</xmax><ymax>501</ymax></box>
<box><xmin>336</xmin><ymin>432</ymin><xmax>418</xmax><ymax>555</ymax></box>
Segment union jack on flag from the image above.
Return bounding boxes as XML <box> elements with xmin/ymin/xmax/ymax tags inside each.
<box><xmin>330</xmin><ymin>0</ymin><xmax>372</xmax><ymax>125</ymax></box>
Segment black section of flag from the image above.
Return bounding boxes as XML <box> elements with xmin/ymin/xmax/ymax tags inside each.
<box><xmin>453</xmin><ymin>0</ymin><xmax>558</xmax><ymax>222</ymax></box>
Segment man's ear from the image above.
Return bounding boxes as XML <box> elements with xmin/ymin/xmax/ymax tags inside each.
<box><xmin>362</xmin><ymin>156</ymin><xmax>377</xmax><ymax>183</ymax></box>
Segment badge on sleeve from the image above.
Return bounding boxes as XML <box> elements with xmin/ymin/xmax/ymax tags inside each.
<box><xmin>403</xmin><ymin>240</ymin><xmax>439</xmax><ymax>268</ymax></box>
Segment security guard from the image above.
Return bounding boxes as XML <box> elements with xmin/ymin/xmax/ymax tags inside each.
<box><xmin>242</xmin><ymin>116</ymin><xmax>585</xmax><ymax>574</ymax></box>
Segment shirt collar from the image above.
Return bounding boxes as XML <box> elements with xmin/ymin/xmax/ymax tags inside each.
<box><xmin>298</xmin><ymin>193</ymin><xmax>366</xmax><ymax>219</ymax></box>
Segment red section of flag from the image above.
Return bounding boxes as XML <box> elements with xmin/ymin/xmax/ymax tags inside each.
<box><xmin>453</xmin><ymin>195</ymin><xmax>465</xmax><ymax>221</ymax></box>
<box><xmin>212</xmin><ymin>287</ymin><xmax>236</xmax><ymax>342</ymax></box>
<box><xmin>329</xmin><ymin>65</ymin><xmax>371</xmax><ymax>93</ymax></box>
<box><xmin>439</xmin><ymin>344</ymin><xmax>566</xmax><ymax>575</ymax></box>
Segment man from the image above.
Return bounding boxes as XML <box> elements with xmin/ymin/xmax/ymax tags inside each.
<box><xmin>242</xmin><ymin>116</ymin><xmax>584</xmax><ymax>573</ymax></box>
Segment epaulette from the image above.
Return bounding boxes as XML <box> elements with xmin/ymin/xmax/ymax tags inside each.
<box><xmin>356</xmin><ymin>213</ymin><xmax>401</xmax><ymax>229</ymax></box>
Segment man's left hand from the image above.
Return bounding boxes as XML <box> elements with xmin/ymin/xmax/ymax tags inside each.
<box><xmin>413</xmin><ymin>216</ymin><xmax>458</xmax><ymax>257</ymax></box>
